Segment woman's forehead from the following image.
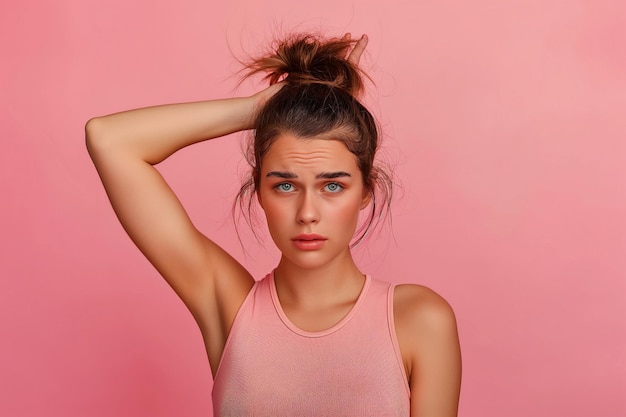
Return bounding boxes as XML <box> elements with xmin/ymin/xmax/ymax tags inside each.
<box><xmin>262</xmin><ymin>134</ymin><xmax>359</xmax><ymax>172</ymax></box>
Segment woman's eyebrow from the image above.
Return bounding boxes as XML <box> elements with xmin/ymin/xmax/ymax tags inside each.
<box><xmin>266</xmin><ymin>171</ymin><xmax>297</xmax><ymax>179</ymax></box>
<box><xmin>317</xmin><ymin>171</ymin><xmax>351</xmax><ymax>179</ymax></box>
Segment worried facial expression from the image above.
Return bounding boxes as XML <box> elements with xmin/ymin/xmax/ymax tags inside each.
<box><xmin>258</xmin><ymin>133</ymin><xmax>371</xmax><ymax>270</ymax></box>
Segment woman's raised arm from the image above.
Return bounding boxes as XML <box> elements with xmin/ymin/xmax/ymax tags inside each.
<box><xmin>85</xmin><ymin>90</ymin><xmax>277</xmax><ymax>371</ymax></box>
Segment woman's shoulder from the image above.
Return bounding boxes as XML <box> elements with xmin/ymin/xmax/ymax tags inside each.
<box><xmin>393</xmin><ymin>283</ymin><xmax>458</xmax><ymax>338</ymax></box>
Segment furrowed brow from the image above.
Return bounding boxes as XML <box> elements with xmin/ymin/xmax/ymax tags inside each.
<box><xmin>316</xmin><ymin>171</ymin><xmax>352</xmax><ymax>179</ymax></box>
<box><xmin>266</xmin><ymin>171</ymin><xmax>298</xmax><ymax>179</ymax></box>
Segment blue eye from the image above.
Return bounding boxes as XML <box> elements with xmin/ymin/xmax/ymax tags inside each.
<box><xmin>324</xmin><ymin>182</ymin><xmax>344</xmax><ymax>193</ymax></box>
<box><xmin>275</xmin><ymin>183</ymin><xmax>294</xmax><ymax>192</ymax></box>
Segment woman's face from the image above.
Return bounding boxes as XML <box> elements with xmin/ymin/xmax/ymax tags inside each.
<box><xmin>258</xmin><ymin>133</ymin><xmax>370</xmax><ymax>270</ymax></box>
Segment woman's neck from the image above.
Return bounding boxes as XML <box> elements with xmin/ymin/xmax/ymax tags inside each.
<box><xmin>273</xmin><ymin>252</ymin><xmax>365</xmax><ymax>309</ymax></box>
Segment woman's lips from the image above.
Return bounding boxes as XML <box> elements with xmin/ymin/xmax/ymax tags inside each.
<box><xmin>291</xmin><ymin>234</ymin><xmax>327</xmax><ymax>250</ymax></box>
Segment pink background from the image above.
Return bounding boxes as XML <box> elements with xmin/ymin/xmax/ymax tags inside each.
<box><xmin>1</xmin><ymin>0</ymin><xmax>625</xmax><ymax>416</ymax></box>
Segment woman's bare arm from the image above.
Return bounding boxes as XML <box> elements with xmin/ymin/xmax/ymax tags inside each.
<box><xmin>395</xmin><ymin>284</ymin><xmax>462</xmax><ymax>417</ymax></box>
<box><xmin>85</xmin><ymin>90</ymin><xmax>278</xmax><ymax>371</ymax></box>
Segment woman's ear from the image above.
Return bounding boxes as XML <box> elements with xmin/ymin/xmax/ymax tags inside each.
<box><xmin>254</xmin><ymin>171</ymin><xmax>264</xmax><ymax>209</ymax></box>
<box><xmin>360</xmin><ymin>190</ymin><xmax>372</xmax><ymax>210</ymax></box>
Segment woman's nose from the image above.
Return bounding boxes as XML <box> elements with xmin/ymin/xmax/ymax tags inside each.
<box><xmin>296</xmin><ymin>191</ymin><xmax>320</xmax><ymax>224</ymax></box>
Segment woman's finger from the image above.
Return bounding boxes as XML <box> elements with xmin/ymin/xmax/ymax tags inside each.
<box><xmin>347</xmin><ymin>34</ymin><xmax>368</xmax><ymax>65</ymax></box>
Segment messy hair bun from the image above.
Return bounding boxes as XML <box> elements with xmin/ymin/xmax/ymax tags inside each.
<box><xmin>237</xmin><ymin>32</ymin><xmax>392</xmax><ymax>247</ymax></box>
<box><xmin>245</xmin><ymin>34</ymin><xmax>365</xmax><ymax>96</ymax></box>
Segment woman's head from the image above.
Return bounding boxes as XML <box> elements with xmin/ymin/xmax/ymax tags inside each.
<box><xmin>238</xmin><ymin>33</ymin><xmax>392</xmax><ymax>246</ymax></box>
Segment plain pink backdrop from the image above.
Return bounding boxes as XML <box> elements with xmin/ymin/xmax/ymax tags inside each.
<box><xmin>1</xmin><ymin>0</ymin><xmax>625</xmax><ymax>416</ymax></box>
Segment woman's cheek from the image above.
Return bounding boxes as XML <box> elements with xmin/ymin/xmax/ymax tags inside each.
<box><xmin>325</xmin><ymin>202</ymin><xmax>360</xmax><ymax>249</ymax></box>
<box><xmin>262</xmin><ymin>197</ymin><xmax>289</xmax><ymax>230</ymax></box>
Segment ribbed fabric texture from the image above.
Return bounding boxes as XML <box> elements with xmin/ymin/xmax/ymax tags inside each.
<box><xmin>212</xmin><ymin>272</ymin><xmax>411</xmax><ymax>417</ymax></box>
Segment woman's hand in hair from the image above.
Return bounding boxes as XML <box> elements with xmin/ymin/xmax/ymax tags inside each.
<box><xmin>247</xmin><ymin>81</ymin><xmax>284</xmax><ymax>127</ymax></box>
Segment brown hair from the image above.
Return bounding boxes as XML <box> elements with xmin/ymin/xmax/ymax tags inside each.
<box><xmin>236</xmin><ymin>33</ymin><xmax>392</xmax><ymax>247</ymax></box>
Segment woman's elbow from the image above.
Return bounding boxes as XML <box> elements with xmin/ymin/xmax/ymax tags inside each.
<box><xmin>85</xmin><ymin>116</ymin><xmax>113</xmax><ymax>158</ymax></box>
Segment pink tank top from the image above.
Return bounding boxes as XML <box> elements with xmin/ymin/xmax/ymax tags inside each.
<box><xmin>212</xmin><ymin>272</ymin><xmax>411</xmax><ymax>416</ymax></box>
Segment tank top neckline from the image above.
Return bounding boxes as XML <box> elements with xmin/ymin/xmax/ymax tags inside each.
<box><xmin>268</xmin><ymin>271</ymin><xmax>372</xmax><ymax>338</ymax></box>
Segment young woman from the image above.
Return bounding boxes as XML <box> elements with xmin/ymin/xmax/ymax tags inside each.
<box><xmin>86</xmin><ymin>33</ymin><xmax>461</xmax><ymax>417</ymax></box>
